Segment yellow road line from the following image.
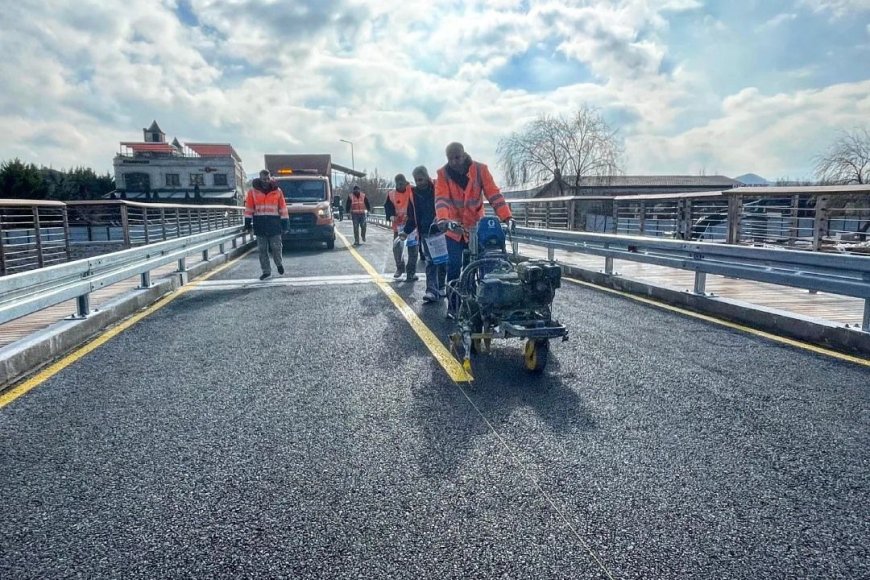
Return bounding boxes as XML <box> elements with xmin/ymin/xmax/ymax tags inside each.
<box><xmin>564</xmin><ymin>276</ymin><xmax>870</xmax><ymax>367</ymax></box>
<box><xmin>336</xmin><ymin>230</ymin><xmax>473</xmax><ymax>383</ymax></box>
<box><xmin>0</xmin><ymin>249</ymin><xmax>255</xmax><ymax>409</ymax></box>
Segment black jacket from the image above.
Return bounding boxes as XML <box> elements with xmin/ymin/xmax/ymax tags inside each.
<box><xmin>404</xmin><ymin>180</ymin><xmax>437</xmax><ymax>237</ymax></box>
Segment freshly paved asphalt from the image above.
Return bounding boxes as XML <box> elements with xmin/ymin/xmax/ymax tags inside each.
<box><xmin>1</xmin><ymin>220</ymin><xmax>867</xmax><ymax>579</ymax></box>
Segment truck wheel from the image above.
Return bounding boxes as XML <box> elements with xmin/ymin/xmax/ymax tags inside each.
<box><xmin>326</xmin><ymin>237</ymin><xmax>335</xmax><ymax>250</ymax></box>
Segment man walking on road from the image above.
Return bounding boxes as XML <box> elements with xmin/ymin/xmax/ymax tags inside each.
<box><xmin>244</xmin><ymin>169</ymin><xmax>289</xmax><ymax>280</ymax></box>
<box><xmin>403</xmin><ymin>165</ymin><xmax>445</xmax><ymax>299</ymax></box>
<box><xmin>345</xmin><ymin>185</ymin><xmax>371</xmax><ymax>246</ymax></box>
<box><xmin>384</xmin><ymin>174</ymin><xmax>414</xmax><ymax>279</ymax></box>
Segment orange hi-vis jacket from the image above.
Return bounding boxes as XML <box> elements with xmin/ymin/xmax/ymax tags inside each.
<box><xmin>387</xmin><ymin>186</ymin><xmax>412</xmax><ymax>232</ymax></box>
<box><xmin>434</xmin><ymin>161</ymin><xmax>511</xmax><ymax>242</ymax></box>
<box><xmin>244</xmin><ymin>186</ymin><xmax>289</xmax><ymax>236</ymax></box>
<box><xmin>349</xmin><ymin>192</ymin><xmax>368</xmax><ymax>215</ymax></box>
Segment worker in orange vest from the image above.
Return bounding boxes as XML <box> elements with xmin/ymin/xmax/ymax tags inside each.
<box><xmin>345</xmin><ymin>184</ymin><xmax>371</xmax><ymax>246</ymax></box>
<box><xmin>435</xmin><ymin>142</ymin><xmax>513</xmax><ymax>316</ymax></box>
<box><xmin>384</xmin><ymin>174</ymin><xmax>414</xmax><ymax>280</ymax></box>
<box><xmin>244</xmin><ymin>169</ymin><xmax>290</xmax><ymax>280</ymax></box>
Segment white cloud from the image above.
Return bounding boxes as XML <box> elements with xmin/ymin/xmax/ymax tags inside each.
<box><xmin>0</xmin><ymin>0</ymin><xmax>867</xmax><ymax>185</ymax></box>
<box><xmin>799</xmin><ymin>0</ymin><xmax>870</xmax><ymax>18</ymax></box>
<box><xmin>626</xmin><ymin>80</ymin><xmax>870</xmax><ymax>178</ymax></box>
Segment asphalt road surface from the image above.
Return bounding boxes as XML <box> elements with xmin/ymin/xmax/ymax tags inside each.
<box><xmin>1</xmin><ymin>220</ymin><xmax>868</xmax><ymax>579</ymax></box>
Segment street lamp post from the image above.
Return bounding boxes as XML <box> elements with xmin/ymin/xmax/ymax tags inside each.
<box><xmin>339</xmin><ymin>139</ymin><xmax>355</xmax><ymax>173</ymax></box>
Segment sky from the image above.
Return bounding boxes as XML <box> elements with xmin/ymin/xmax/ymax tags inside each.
<box><xmin>1</xmin><ymin>0</ymin><xmax>868</xmax><ymax>185</ymax></box>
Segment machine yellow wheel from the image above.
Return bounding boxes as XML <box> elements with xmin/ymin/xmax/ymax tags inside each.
<box><xmin>523</xmin><ymin>339</ymin><xmax>549</xmax><ymax>373</ymax></box>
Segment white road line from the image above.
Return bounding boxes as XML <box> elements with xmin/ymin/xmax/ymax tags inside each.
<box><xmin>190</xmin><ymin>273</ymin><xmax>428</xmax><ymax>290</ymax></box>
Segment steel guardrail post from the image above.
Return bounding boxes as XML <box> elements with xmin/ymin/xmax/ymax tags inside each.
<box><xmin>813</xmin><ymin>196</ymin><xmax>829</xmax><ymax>251</ymax></box>
<box><xmin>121</xmin><ymin>204</ymin><xmax>131</xmax><ymax>248</ymax></box>
<box><xmin>76</xmin><ymin>293</ymin><xmax>90</xmax><ymax>318</ymax></box>
<box><xmin>568</xmin><ymin>199</ymin><xmax>576</xmax><ymax>230</ymax></box>
<box><xmin>62</xmin><ymin>206</ymin><xmax>71</xmax><ymax>263</ymax></box>
<box><xmin>0</xmin><ymin>218</ymin><xmax>6</xmax><ymax>276</ymax></box>
<box><xmin>33</xmin><ymin>206</ymin><xmax>44</xmax><ymax>269</ymax></box>
<box><xmin>693</xmin><ymin>271</ymin><xmax>707</xmax><ymax>295</ymax></box>
<box><xmin>160</xmin><ymin>208</ymin><xmax>167</xmax><ymax>240</ymax></box>
<box><xmin>143</xmin><ymin>207</ymin><xmax>151</xmax><ymax>244</ymax></box>
<box><xmin>727</xmin><ymin>196</ymin><xmax>740</xmax><ymax>244</ymax></box>
<box><xmin>788</xmin><ymin>195</ymin><xmax>799</xmax><ymax>247</ymax></box>
<box><xmin>140</xmin><ymin>271</ymin><xmax>151</xmax><ymax>288</ymax></box>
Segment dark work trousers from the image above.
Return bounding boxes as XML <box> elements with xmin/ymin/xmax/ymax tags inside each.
<box><xmin>351</xmin><ymin>213</ymin><xmax>367</xmax><ymax>244</ymax></box>
<box><xmin>446</xmin><ymin>236</ymin><xmax>468</xmax><ymax>314</ymax></box>
<box><xmin>422</xmin><ymin>239</ymin><xmax>446</xmax><ymax>296</ymax></box>
<box><xmin>405</xmin><ymin>242</ymin><xmax>420</xmax><ymax>277</ymax></box>
<box><xmin>392</xmin><ymin>231</ymin><xmax>405</xmax><ymax>274</ymax></box>
<box><xmin>257</xmin><ymin>234</ymin><xmax>283</xmax><ymax>275</ymax></box>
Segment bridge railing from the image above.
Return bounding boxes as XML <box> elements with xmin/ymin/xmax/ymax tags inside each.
<box><xmin>488</xmin><ymin>185</ymin><xmax>870</xmax><ymax>255</ymax></box>
<box><xmin>0</xmin><ymin>199</ymin><xmax>71</xmax><ymax>276</ymax></box>
<box><xmin>1</xmin><ymin>200</ymin><xmax>245</xmax><ymax>275</ymax></box>
<box><xmin>0</xmin><ymin>226</ymin><xmax>249</xmax><ymax>325</ymax></box>
<box><xmin>510</xmin><ymin>226</ymin><xmax>870</xmax><ymax>332</ymax></box>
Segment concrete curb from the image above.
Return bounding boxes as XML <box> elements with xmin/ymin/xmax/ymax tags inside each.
<box><xmin>0</xmin><ymin>242</ymin><xmax>255</xmax><ymax>389</ymax></box>
<box><xmin>561</xmin><ymin>263</ymin><xmax>870</xmax><ymax>357</ymax></box>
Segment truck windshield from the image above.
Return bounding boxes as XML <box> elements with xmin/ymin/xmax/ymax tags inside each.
<box><xmin>277</xmin><ymin>180</ymin><xmax>327</xmax><ymax>202</ymax></box>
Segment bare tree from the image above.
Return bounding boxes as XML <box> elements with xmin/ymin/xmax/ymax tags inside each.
<box><xmin>813</xmin><ymin>127</ymin><xmax>869</xmax><ymax>185</ymax></box>
<box><xmin>497</xmin><ymin>106</ymin><xmax>623</xmax><ymax>195</ymax></box>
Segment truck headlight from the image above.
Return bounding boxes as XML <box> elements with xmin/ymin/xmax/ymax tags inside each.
<box><xmin>318</xmin><ymin>208</ymin><xmax>328</xmax><ymax>218</ymax></box>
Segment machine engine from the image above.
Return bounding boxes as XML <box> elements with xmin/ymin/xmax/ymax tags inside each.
<box><xmin>476</xmin><ymin>259</ymin><xmax>562</xmax><ymax>312</ymax></box>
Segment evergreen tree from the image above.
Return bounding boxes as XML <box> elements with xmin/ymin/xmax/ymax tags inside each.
<box><xmin>0</xmin><ymin>158</ymin><xmax>49</xmax><ymax>199</ymax></box>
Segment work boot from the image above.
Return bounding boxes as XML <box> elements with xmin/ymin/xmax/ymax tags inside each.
<box><xmin>277</xmin><ymin>265</ymin><xmax>284</xmax><ymax>275</ymax></box>
<box><xmin>423</xmin><ymin>290</ymin><xmax>438</xmax><ymax>303</ymax></box>
<box><xmin>405</xmin><ymin>273</ymin><xmax>419</xmax><ymax>282</ymax></box>
<box><xmin>393</xmin><ymin>265</ymin><xmax>405</xmax><ymax>279</ymax></box>
<box><xmin>259</xmin><ymin>272</ymin><xmax>271</xmax><ymax>280</ymax></box>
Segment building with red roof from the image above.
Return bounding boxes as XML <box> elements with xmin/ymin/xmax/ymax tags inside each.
<box><xmin>112</xmin><ymin>121</ymin><xmax>245</xmax><ymax>204</ymax></box>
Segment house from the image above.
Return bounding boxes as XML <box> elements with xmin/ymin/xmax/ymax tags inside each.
<box><xmin>112</xmin><ymin>121</ymin><xmax>245</xmax><ymax>204</ymax></box>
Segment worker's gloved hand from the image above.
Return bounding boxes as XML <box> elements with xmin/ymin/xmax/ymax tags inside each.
<box><xmin>398</xmin><ymin>232</ymin><xmax>408</xmax><ymax>241</ymax></box>
<box><xmin>505</xmin><ymin>218</ymin><xmax>516</xmax><ymax>233</ymax></box>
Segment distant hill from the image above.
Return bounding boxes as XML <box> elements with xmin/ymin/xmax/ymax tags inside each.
<box><xmin>734</xmin><ymin>173</ymin><xmax>769</xmax><ymax>186</ymax></box>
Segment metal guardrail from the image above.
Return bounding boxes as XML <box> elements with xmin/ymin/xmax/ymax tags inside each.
<box><xmin>1</xmin><ymin>199</ymin><xmax>245</xmax><ymax>276</ymax></box>
<box><xmin>0</xmin><ymin>199</ymin><xmax>71</xmax><ymax>275</ymax></box>
<box><xmin>0</xmin><ymin>226</ymin><xmax>249</xmax><ymax>325</ymax></box>
<box><xmin>495</xmin><ymin>185</ymin><xmax>870</xmax><ymax>254</ymax></box>
<box><xmin>510</xmin><ymin>226</ymin><xmax>870</xmax><ymax>332</ymax></box>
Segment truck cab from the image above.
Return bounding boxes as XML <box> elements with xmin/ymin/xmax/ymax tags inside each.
<box><xmin>272</xmin><ymin>168</ymin><xmax>336</xmax><ymax>250</ymax></box>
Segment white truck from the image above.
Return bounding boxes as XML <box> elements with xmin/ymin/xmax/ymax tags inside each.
<box><xmin>264</xmin><ymin>154</ymin><xmax>336</xmax><ymax>250</ymax></box>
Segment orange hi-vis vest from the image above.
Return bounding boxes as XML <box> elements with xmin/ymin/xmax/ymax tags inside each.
<box><xmin>244</xmin><ymin>186</ymin><xmax>289</xmax><ymax>235</ymax></box>
<box><xmin>434</xmin><ymin>161</ymin><xmax>511</xmax><ymax>242</ymax></box>
<box><xmin>350</xmin><ymin>192</ymin><xmax>368</xmax><ymax>215</ymax></box>
<box><xmin>388</xmin><ymin>186</ymin><xmax>412</xmax><ymax>232</ymax></box>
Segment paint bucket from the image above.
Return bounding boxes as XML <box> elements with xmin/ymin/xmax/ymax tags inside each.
<box><xmin>426</xmin><ymin>232</ymin><xmax>448</xmax><ymax>265</ymax></box>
